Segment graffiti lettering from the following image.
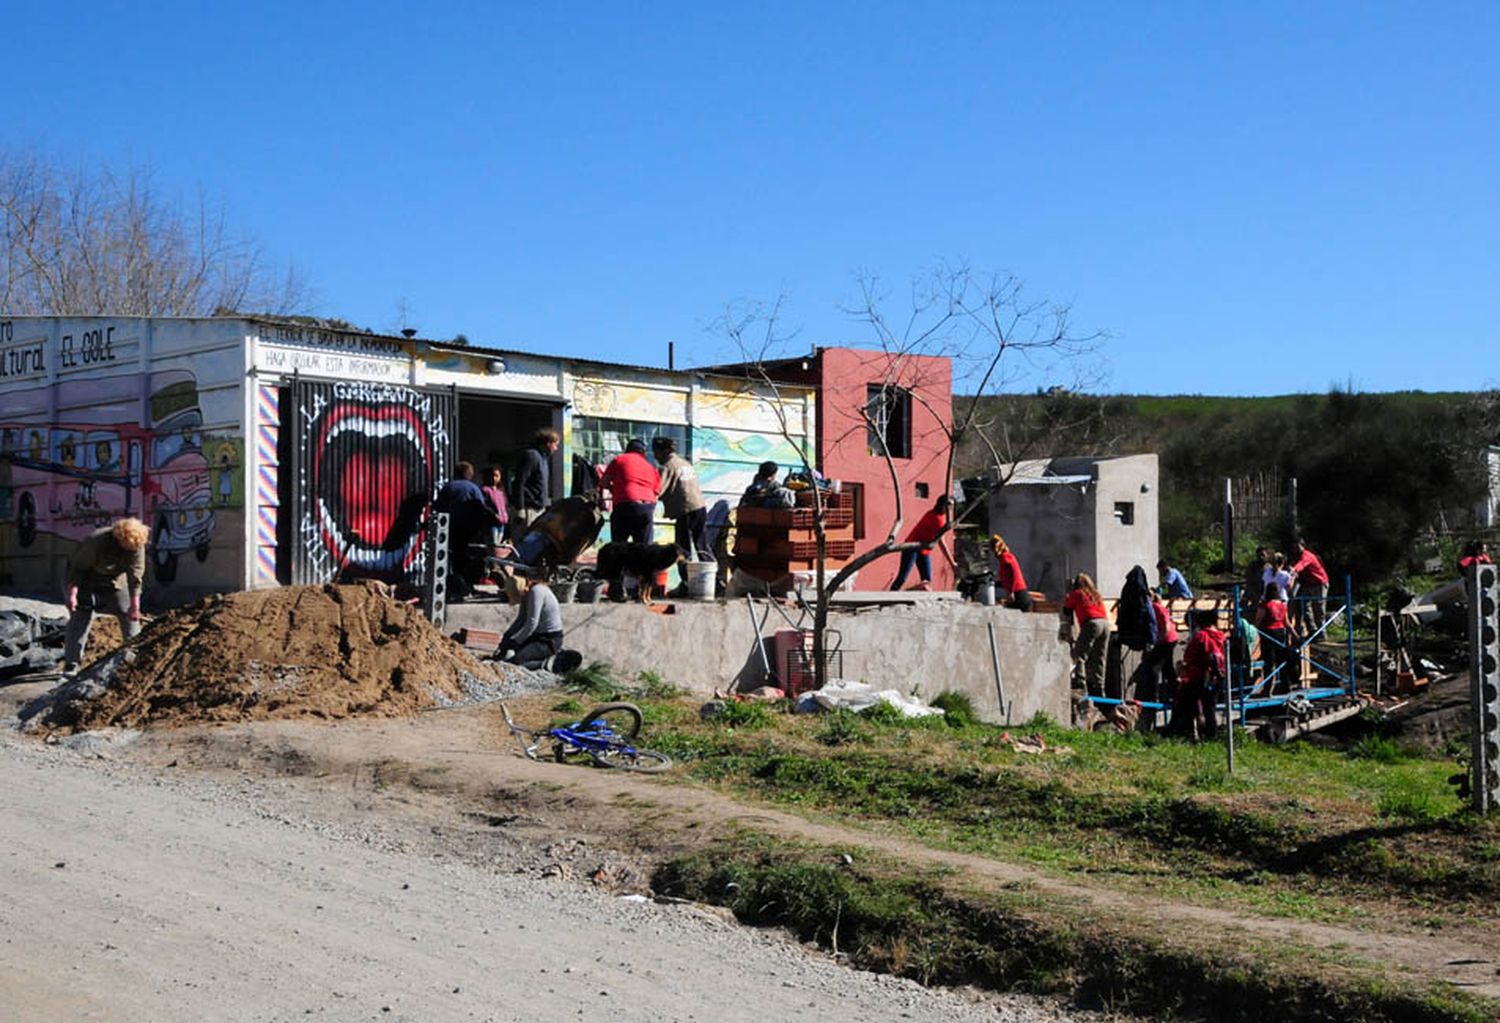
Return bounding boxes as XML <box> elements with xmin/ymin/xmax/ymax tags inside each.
<box><xmin>267</xmin><ymin>325</ymin><xmax>404</xmax><ymax>356</ymax></box>
<box><xmin>260</xmin><ymin>344</ymin><xmax>403</xmax><ymax>381</ymax></box>
<box><xmin>0</xmin><ymin>341</ymin><xmax>46</xmax><ymax>377</ymax></box>
<box><xmin>58</xmin><ymin>326</ymin><xmax>116</xmax><ymax>368</ymax></box>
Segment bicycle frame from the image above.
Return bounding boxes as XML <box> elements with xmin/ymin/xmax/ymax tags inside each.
<box><xmin>498</xmin><ymin>701</ymin><xmax>655</xmax><ymax>764</ymax></box>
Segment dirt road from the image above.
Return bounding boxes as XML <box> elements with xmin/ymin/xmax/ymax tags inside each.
<box><xmin>0</xmin><ymin>728</ymin><xmax>1079</xmax><ymax>1023</ymax></box>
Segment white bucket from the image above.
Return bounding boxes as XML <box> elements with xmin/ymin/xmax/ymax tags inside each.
<box><xmin>684</xmin><ymin>560</ymin><xmax>716</xmax><ymax>600</ymax></box>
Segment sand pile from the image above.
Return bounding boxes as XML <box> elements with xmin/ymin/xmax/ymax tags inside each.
<box><xmin>24</xmin><ymin>583</ymin><xmax>498</xmax><ymax>731</ymax></box>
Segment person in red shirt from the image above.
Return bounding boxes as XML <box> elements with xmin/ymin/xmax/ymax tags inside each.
<box><xmin>1288</xmin><ymin>539</ymin><xmax>1329</xmax><ymax>633</ymax></box>
<box><xmin>889</xmin><ymin>496</ymin><xmax>949</xmax><ymax>591</ymax></box>
<box><xmin>1061</xmin><ymin>572</ymin><xmax>1110</xmax><ymax>695</ymax></box>
<box><xmin>1136</xmin><ymin>594</ymin><xmax>1178</xmax><ymax>724</ymax></box>
<box><xmin>1458</xmin><ymin>540</ymin><xmax>1493</xmax><ymax>573</ymax></box>
<box><xmin>600</xmin><ymin>439</ymin><xmax>662</xmax><ymax>545</ymax></box>
<box><xmin>991</xmin><ymin>534</ymin><xmax>1032</xmax><ymax>611</ymax></box>
<box><xmin>1255</xmin><ymin>582</ymin><xmax>1294</xmax><ymax>693</ymax></box>
<box><xmin>1168</xmin><ymin>609</ymin><xmax>1225</xmax><ymax>740</ymax></box>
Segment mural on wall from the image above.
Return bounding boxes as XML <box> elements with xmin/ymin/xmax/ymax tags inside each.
<box><xmin>288</xmin><ymin>379</ymin><xmax>453</xmax><ymax>585</ymax></box>
<box><xmin>690</xmin><ymin>426</ymin><xmax>809</xmax><ymax>500</ymax></box>
<box><xmin>0</xmin><ymin>367</ymin><xmax>240</xmax><ymax>585</ymax></box>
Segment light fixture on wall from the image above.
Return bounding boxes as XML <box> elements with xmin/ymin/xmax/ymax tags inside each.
<box><xmin>1140</xmin><ymin>482</ymin><xmax>1152</xmax><ymax>493</ymax></box>
<box><xmin>487</xmin><ymin>358</ymin><xmax>507</xmax><ymax>375</ymax></box>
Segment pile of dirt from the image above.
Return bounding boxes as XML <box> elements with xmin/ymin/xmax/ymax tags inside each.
<box><xmin>33</xmin><ymin>583</ymin><xmax>498</xmax><ymax>731</ymax></box>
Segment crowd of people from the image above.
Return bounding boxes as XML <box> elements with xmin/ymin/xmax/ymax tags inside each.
<box><xmin>1049</xmin><ymin>537</ymin><xmax>1378</xmax><ymax>741</ymax></box>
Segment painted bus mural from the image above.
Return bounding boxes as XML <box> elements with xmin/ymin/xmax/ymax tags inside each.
<box><xmin>0</xmin><ymin>369</ymin><xmax>229</xmax><ymax>584</ymax></box>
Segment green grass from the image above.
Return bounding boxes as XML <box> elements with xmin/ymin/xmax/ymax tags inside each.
<box><xmin>653</xmin><ymin>833</ymin><xmax>1500</xmax><ymax>1023</ymax></box>
<box><xmin>629</xmin><ymin>690</ymin><xmax>1500</xmax><ymax>926</ymax></box>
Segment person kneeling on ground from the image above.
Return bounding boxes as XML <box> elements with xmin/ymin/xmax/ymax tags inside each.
<box><xmin>496</xmin><ymin>571</ymin><xmax>564</xmax><ymax>670</ymax></box>
<box><xmin>63</xmin><ymin>516</ymin><xmax>150</xmax><ymax>673</ymax></box>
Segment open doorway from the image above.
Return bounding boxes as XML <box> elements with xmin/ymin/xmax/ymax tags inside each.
<box><xmin>457</xmin><ymin>394</ymin><xmax>563</xmax><ymax>501</ymax></box>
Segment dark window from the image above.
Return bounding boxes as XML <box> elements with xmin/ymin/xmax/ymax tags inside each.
<box><xmin>571</xmin><ymin>417</ymin><xmax>688</xmax><ymax>469</ymax></box>
<box><xmin>915</xmin><ymin>482</ymin><xmax>929</xmax><ymax>500</ymax></box>
<box><xmin>1114</xmin><ymin>501</ymin><xmax>1135</xmax><ymax>525</ymax></box>
<box><xmin>845</xmin><ymin>482</ymin><xmax>866</xmax><ymax>540</ymax></box>
<box><xmin>866</xmin><ymin>385</ymin><xmax>912</xmax><ymax>459</ymax></box>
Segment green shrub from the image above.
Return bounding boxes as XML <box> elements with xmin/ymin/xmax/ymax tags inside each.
<box><xmin>564</xmin><ymin>660</ymin><xmax>622</xmax><ymax>700</ymax></box>
<box><xmin>712</xmin><ymin>699</ymin><xmax>777</xmax><ymax>731</ymax></box>
<box><xmin>816</xmin><ymin>709</ymin><xmax>866</xmax><ymax>747</ymax></box>
<box><xmin>550</xmin><ymin>697</ymin><xmax>584</xmax><ymax>716</ymax></box>
<box><xmin>637</xmin><ymin>669</ymin><xmax>679</xmax><ymax>699</ymax></box>
<box><xmin>930</xmin><ymin>691</ymin><xmax>979</xmax><ymax>729</ymax></box>
<box><xmin>1347</xmin><ymin>736</ymin><xmax>1408</xmax><ymax>764</ymax></box>
<box><xmin>861</xmin><ymin>700</ymin><xmax>908</xmax><ymax>726</ymax></box>
<box><xmin>1377</xmin><ymin>788</ymin><xmax>1449</xmax><ymax>823</ymax></box>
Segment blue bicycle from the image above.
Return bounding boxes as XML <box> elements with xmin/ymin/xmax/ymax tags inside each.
<box><xmin>500</xmin><ymin>701</ymin><xmax>672</xmax><ymax>773</ymax></box>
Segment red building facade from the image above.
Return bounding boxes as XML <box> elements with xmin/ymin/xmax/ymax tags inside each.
<box><xmin>743</xmin><ymin>347</ymin><xmax>954</xmax><ymax>591</ymax></box>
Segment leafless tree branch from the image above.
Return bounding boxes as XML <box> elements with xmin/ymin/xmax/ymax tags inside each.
<box><xmin>0</xmin><ymin>148</ymin><xmax>308</xmax><ymax>317</ymax></box>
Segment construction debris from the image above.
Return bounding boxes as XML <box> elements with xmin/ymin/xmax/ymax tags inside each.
<box><xmin>20</xmin><ymin>583</ymin><xmax>499</xmax><ymax>733</ymax></box>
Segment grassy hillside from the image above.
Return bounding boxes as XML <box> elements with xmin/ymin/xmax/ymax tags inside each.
<box><xmin>956</xmin><ymin>390</ymin><xmax>1497</xmax><ymax>587</ymax></box>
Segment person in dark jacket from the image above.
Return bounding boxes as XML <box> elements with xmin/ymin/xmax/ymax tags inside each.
<box><xmin>434</xmin><ymin>462</ymin><xmax>502</xmax><ymax>598</ymax></box>
<box><xmin>63</xmin><ymin>517</ymin><xmax>150</xmax><ymax>672</ymax></box>
<box><xmin>512</xmin><ymin>429</ymin><xmax>559</xmax><ymax>531</ymax></box>
<box><xmin>1117</xmin><ymin>565</ymin><xmax>1157</xmax><ymax>652</ymax></box>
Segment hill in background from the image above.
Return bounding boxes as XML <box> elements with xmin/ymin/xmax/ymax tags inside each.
<box><xmin>955</xmin><ymin>389</ymin><xmax>1500</xmax><ymax>588</ymax></box>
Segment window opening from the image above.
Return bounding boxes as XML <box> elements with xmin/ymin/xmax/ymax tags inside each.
<box><xmin>866</xmin><ymin>385</ymin><xmax>912</xmax><ymax>459</ymax></box>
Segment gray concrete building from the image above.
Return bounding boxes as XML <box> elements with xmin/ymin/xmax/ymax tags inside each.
<box><xmin>986</xmin><ymin>454</ymin><xmax>1159</xmax><ymax>599</ymax></box>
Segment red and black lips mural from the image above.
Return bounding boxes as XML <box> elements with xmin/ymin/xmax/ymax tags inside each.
<box><xmin>288</xmin><ymin>380</ymin><xmax>455</xmax><ymax>585</ymax></box>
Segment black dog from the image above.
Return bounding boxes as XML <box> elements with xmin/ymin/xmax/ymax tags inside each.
<box><xmin>594</xmin><ymin>542</ymin><xmax>683</xmax><ymax>604</ymax></box>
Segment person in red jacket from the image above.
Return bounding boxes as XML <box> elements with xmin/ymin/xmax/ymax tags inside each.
<box><xmin>1255</xmin><ymin>582</ymin><xmax>1294</xmax><ymax>693</ymax></box>
<box><xmin>1458</xmin><ymin>540</ymin><xmax>1493</xmax><ymax>573</ymax></box>
<box><xmin>1061</xmin><ymin>572</ymin><xmax>1110</xmax><ymax>695</ymax></box>
<box><xmin>1288</xmin><ymin>539</ymin><xmax>1329</xmax><ymax>633</ymax></box>
<box><xmin>1168</xmin><ymin>609</ymin><xmax>1225</xmax><ymax>740</ymax></box>
<box><xmin>889</xmin><ymin>496</ymin><xmax>949</xmax><ymax>591</ymax></box>
<box><xmin>991</xmin><ymin>534</ymin><xmax>1032</xmax><ymax>611</ymax></box>
<box><xmin>1136</xmin><ymin>594</ymin><xmax>1178</xmax><ymax>723</ymax></box>
<box><xmin>600</xmin><ymin>439</ymin><xmax>662</xmax><ymax>545</ymax></box>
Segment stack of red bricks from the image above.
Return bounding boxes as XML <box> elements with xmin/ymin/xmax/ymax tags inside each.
<box><xmin>733</xmin><ymin>490</ymin><xmax>856</xmax><ymax>585</ymax></box>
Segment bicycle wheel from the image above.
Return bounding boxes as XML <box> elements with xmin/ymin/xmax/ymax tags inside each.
<box><xmin>577</xmin><ymin>702</ymin><xmax>643</xmax><ymax>743</ymax></box>
<box><xmin>590</xmin><ymin>745</ymin><xmax>672</xmax><ymax>773</ymax></box>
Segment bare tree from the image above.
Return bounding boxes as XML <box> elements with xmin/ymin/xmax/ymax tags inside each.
<box><xmin>719</xmin><ymin>263</ymin><xmax>1105</xmax><ymax>691</ymax></box>
<box><xmin>0</xmin><ymin>149</ymin><xmax>307</xmax><ymax>317</ymax></box>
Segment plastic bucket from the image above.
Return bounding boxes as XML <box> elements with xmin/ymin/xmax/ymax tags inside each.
<box><xmin>684</xmin><ymin>560</ymin><xmax>716</xmax><ymax>600</ymax></box>
<box><xmin>553</xmin><ymin>580</ymin><xmax>577</xmax><ymax>604</ymax></box>
<box><xmin>575</xmin><ymin>579</ymin><xmax>604</xmax><ymax>603</ymax></box>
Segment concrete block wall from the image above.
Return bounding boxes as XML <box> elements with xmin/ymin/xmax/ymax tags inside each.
<box><xmin>447</xmin><ymin>599</ymin><xmax>1073</xmax><ymax>725</ymax></box>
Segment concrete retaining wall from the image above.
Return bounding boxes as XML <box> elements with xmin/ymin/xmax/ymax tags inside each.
<box><xmin>448</xmin><ymin>598</ymin><xmax>1072</xmax><ymax>725</ymax></box>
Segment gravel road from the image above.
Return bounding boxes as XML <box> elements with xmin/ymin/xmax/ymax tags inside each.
<box><xmin>0</xmin><ymin>730</ymin><xmax>1082</xmax><ymax>1023</ymax></box>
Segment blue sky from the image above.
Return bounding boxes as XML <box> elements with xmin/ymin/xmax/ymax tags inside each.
<box><xmin>7</xmin><ymin>2</ymin><xmax>1496</xmax><ymax>395</ymax></box>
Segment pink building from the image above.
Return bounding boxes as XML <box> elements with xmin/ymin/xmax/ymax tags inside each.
<box><xmin>719</xmin><ymin>347</ymin><xmax>954</xmax><ymax>591</ymax></box>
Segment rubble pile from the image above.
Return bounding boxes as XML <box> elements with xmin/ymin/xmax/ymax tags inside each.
<box><xmin>21</xmin><ymin>583</ymin><xmax>498</xmax><ymax>731</ymax></box>
<box><xmin>0</xmin><ymin>606</ymin><xmax>123</xmax><ymax>679</ymax></box>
